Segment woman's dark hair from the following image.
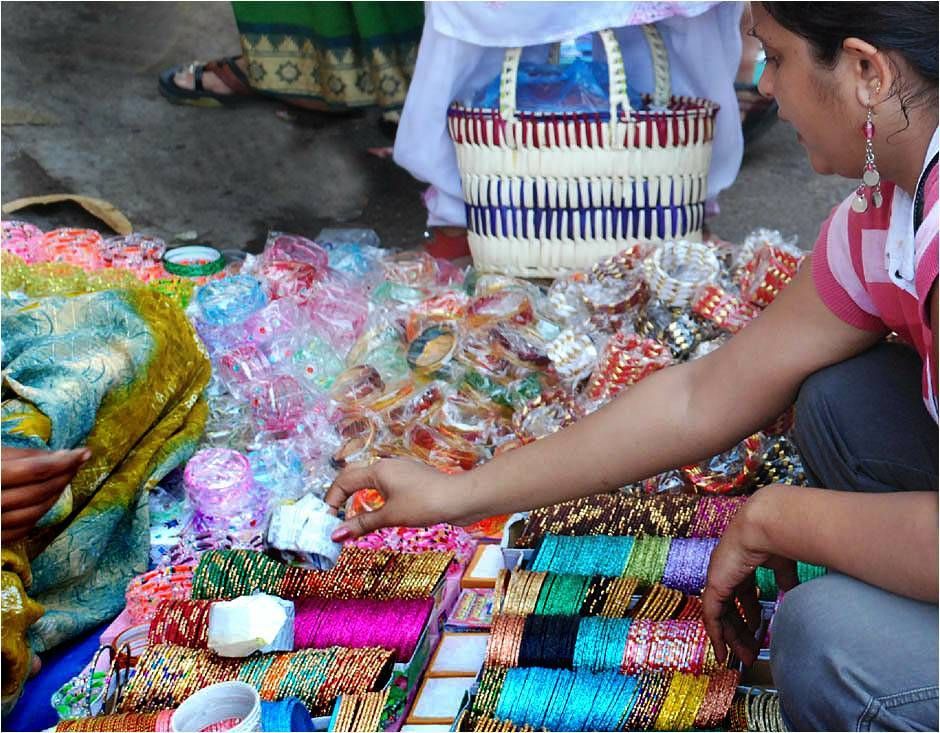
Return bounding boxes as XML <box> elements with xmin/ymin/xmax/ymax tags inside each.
<box><xmin>762</xmin><ymin>2</ymin><xmax>938</xmax><ymax>121</ymax></box>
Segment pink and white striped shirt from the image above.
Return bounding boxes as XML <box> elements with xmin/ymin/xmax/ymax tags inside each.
<box><xmin>813</xmin><ymin>128</ymin><xmax>939</xmax><ymax>422</ymax></box>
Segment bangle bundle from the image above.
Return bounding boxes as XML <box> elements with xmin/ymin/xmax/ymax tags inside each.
<box><xmin>148</xmin><ymin>596</ymin><xmax>430</xmax><ymax>661</ymax></box>
<box><xmin>530</xmin><ymin>535</ymin><xmax>719</xmax><ymax>593</ymax></box>
<box><xmin>456</xmin><ymin>711</ymin><xmax>536</xmax><ymax>732</ymax></box>
<box><xmin>55</xmin><ymin>711</ymin><xmax>171</xmax><ymax>732</ymax></box>
<box><xmin>491</xmin><ymin>667</ymin><xmax>738</xmax><ymax>732</ymax></box>
<box><xmin>332</xmin><ymin>691</ymin><xmax>388</xmax><ymax>732</ymax></box>
<box><xmin>730</xmin><ymin>688</ymin><xmax>787</xmax><ymax>731</ymax></box>
<box><xmin>191</xmin><ymin>548</ymin><xmax>452</xmax><ymax>600</ymax></box>
<box><xmin>118</xmin><ymin>644</ymin><xmax>392</xmax><ymax>716</ymax></box>
<box><xmin>755</xmin><ymin>563</ymin><xmax>826</xmax><ymax>598</ymax></box>
<box><xmin>125</xmin><ymin>565</ymin><xmax>195</xmax><ymax>625</ymax></box>
<box><xmin>681</xmin><ymin>434</ymin><xmax>765</xmax><ymax>495</ymax></box>
<box><xmin>495</xmin><ymin>572</ymin><xmax>706</xmax><ymax>622</ymax></box>
<box><xmin>515</xmin><ymin>494</ymin><xmax>745</xmax><ymax>548</ymax></box>
<box><xmin>486</xmin><ymin>616</ymin><xmax>717</xmax><ymax>675</ymax></box>
<box><xmin>294</xmin><ymin>597</ymin><xmax>433</xmax><ymax>661</ymax></box>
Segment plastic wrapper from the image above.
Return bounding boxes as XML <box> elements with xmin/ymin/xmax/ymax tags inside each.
<box><xmin>266</xmin><ymin>493</ymin><xmax>343</xmax><ymax>569</ymax></box>
<box><xmin>263</xmin><ymin>232</ymin><xmax>329</xmax><ymax>270</ymax></box>
<box><xmin>405</xmin><ymin>422</ymin><xmax>485</xmax><ymax>471</ymax></box>
<box><xmin>407</xmin><ymin>324</ymin><xmax>463</xmax><ymax>380</ymax></box>
<box><xmin>738</xmin><ymin>243</ymin><xmax>803</xmax><ymax>308</ymax></box>
<box><xmin>316</xmin><ymin>227</ymin><xmax>381</xmax><ymax>249</ymax></box>
<box><xmin>218</xmin><ymin>342</ymin><xmax>275</xmax><ymax>399</ymax></box>
<box><xmin>248</xmin><ymin>441</ymin><xmax>308</xmax><ymax>501</ymax></box>
<box><xmin>583</xmin><ymin>331</ymin><xmax>672</xmax><ymax>406</ymax></box>
<box><xmin>470</xmin><ymin>58</ymin><xmax>646</xmax><ymax>114</ymax></box>
<box><xmin>258</xmin><ymin>259</ymin><xmax>323</xmax><ymax>301</ymax></box>
<box><xmin>682</xmin><ymin>434</ymin><xmax>766</xmax><ymax>495</ymax></box>
<box><xmin>302</xmin><ymin>272</ymin><xmax>369</xmax><ymax>353</ymax></box>
<box><xmin>248</xmin><ymin>374</ymin><xmax>309</xmax><ymax>432</ymax></box>
<box><xmin>194</xmin><ymin>274</ymin><xmax>268</xmax><ymax>328</ymax></box>
<box><xmin>2</xmin><ymin>220</ymin><xmax>43</xmax><ymax>261</ymax></box>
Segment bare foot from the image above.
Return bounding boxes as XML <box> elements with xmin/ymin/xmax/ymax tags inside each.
<box><xmin>30</xmin><ymin>653</ymin><xmax>41</xmax><ymax>677</ymax></box>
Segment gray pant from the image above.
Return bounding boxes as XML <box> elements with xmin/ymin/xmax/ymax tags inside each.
<box><xmin>772</xmin><ymin>342</ymin><xmax>939</xmax><ymax>731</ymax></box>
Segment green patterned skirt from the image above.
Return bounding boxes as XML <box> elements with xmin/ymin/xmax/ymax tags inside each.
<box><xmin>232</xmin><ymin>1</ymin><xmax>423</xmax><ymax>110</ymax></box>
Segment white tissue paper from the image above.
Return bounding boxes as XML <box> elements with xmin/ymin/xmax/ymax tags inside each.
<box><xmin>207</xmin><ymin>593</ymin><xmax>295</xmax><ymax>657</ymax></box>
<box><xmin>267</xmin><ymin>493</ymin><xmax>344</xmax><ymax>569</ymax></box>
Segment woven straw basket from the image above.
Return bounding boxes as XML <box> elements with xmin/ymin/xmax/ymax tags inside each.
<box><xmin>448</xmin><ymin>26</ymin><xmax>719</xmax><ymax>278</ymax></box>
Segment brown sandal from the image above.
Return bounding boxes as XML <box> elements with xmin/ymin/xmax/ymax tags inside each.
<box><xmin>158</xmin><ymin>56</ymin><xmax>259</xmax><ymax>108</ymax></box>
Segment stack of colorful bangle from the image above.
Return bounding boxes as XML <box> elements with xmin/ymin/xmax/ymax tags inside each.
<box><xmin>331</xmin><ymin>691</ymin><xmax>389</xmax><ymax>732</ymax></box>
<box><xmin>190</xmin><ymin>548</ymin><xmax>452</xmax><ymax>601</ymax></box>
<box><xmin>485</xmin><ymin>615</ymin><xmax>718</xmax><ymax>675</ymax></box>
<box><xmin>148</xmin><ymin>596</ymin><xmax>432</xmax><ymax>661</ymax></box>
<box><xmin>494</xmin><ymin>570</ymin><xmax>708</xmax><ymax>621</ymax></box>
<box><xmin>728</xmin><ymin>688</ymin><xmax>787</xmax><ymax>732</ymax></box>
<box><xmin>294</xmin><ymin>597</ymin><xmax>433</xmax><ymax>661</ymax></box>
<box><xmin>455</xmin><ymin>711</ymin><xmax>536</xmax><ymax>732</ymax></box>
<box><xmin>681</xmin><ymin>433</ymin><xmax>766</xmax><ymax>495</ymax></box>
<box><xmin>118</xmin><ymin>644</ymin><xmax>392</xmax><ymax>716</ymax></box>
<box><xmin>55</xmin><ymin>711</ymin><xmax>172</xmax><ymax>731</ymax></box>
<box><xmin>514</xmin><ymin>494</ymin><xmax>747</xmax><ymax>547</ymax></box>
<box><xmin>489</xmin><ymin>667</ymin><xmax>738</xmax><ymax>731</ymax></box>
<box><xmin>530</xmin><ymin>535</ymin><xmax>718</xmax><ymax>593</ymax></box>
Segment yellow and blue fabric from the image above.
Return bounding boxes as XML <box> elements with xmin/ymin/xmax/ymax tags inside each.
<box><xmin>0</xmin><ymin>280</ymin><xmax>210</xmax><ymax>711</ymax></box>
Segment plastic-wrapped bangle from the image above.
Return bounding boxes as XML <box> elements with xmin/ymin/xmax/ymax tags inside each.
<box><xmin>162</xmin><ymin>245</ymin><xmax>225</xmax><ymax>277</ymax></box>
<box><xmin>643</xmin><ymin>240</ymin><xmax>721</xmax><ymax>308</ymax></box>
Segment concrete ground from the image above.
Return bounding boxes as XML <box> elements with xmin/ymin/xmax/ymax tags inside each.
<box><xmin>1</xmin><ymin>2</ymin><xmax>850</xmax><ymax>254</ymax></box>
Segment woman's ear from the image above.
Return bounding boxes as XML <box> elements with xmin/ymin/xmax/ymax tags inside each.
<box><xmin>842</xmin><ymin>37</ymin><xmax>893</xmax><ymax>109</ymax></box>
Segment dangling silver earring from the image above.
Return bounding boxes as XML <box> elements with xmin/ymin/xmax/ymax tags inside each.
<box><xmin>852</xmin><ymin>104</ymin><xmax>883</xmax><ymax>213</ymax></box>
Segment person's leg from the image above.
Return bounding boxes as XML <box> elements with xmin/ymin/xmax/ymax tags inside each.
<box><xmin>771</xmin><ymin>573</ymin><xmax>938</xmax><ymax>731</ymax></box>
<box><xmin>791</xmin><ymin>341</ymin><xmax>939</xmax><ymax>493</ymax></box>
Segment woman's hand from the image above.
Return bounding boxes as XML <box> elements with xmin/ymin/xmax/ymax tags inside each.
<box><xmin>325</xmin><ymin>458</ymin><xmax>475</xmax><ymax>541</ymax></box>
<box><xmin>1</xmin><ymin>446</ymin><xmax>91</xmax><ymax>544</ymax></box>
<box><xmin>701</xmin><ymin>487</ymin><xmax>799</xmax><ymax>665</ymax></box>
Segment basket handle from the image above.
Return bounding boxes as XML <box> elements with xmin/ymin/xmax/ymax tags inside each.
<box><xmin>499</xmin><ymin>25</ymin><xmax>671</xmax><ymax>124</ymax></box>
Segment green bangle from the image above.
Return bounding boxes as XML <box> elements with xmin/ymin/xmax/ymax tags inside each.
<box><xmin>162</xmin><ymin>245</ymin><xmax>225</xmax><ymax>277</ymax></box>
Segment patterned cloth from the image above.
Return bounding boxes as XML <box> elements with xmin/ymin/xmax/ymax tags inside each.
<box><xmin>813</xmin><ymin>127</ymin><xmax>938</xmax><ymax>421</ymax></box>
<box><xmin>0</xmin><ymin>280</ymin><xmax>210</xmax><ymax>710</ymax></box>
<box><xmin>233</xmin><ymin>1</ymin><xmax>423</xmax><ymax>110</ymax></box>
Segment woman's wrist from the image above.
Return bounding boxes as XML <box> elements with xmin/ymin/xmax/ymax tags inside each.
<box><xmin>739</xmin><ymin>484</ymin><xmax>785</xmax><ymax>555</ymax></box>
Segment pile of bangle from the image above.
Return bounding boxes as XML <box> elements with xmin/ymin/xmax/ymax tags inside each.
<box><xmin>331</xmin><ymin>691</ymin><xmax>388</xmax><ymax>732</ymax></box>
<box><xmin>455</xmin><ymin>711</ymin><xmax>536</xmax><ymax>732</ymax></box>
<box><xmin>516</xmin><ymin>494</ymin><xmax>747</xmax><ymax>547</ymax></box>
<box><xmin>191</xmin><ymin>548</ymin><xmax>452</xmax><ymax>601</ymax></box>
<box><xmin>486</xmin><ymin>615</ymin><xmax>718</xmax><ymax>675</ymax></box>
<box><xmin>147</xmin><ymin>596</ymin><xmax>432</xmax><ymax>661</ymax></box>
<box><xmin>755</xmin><ymin>563</ymin><xmax>826</xmax><ymax>598</ymax></box>
<box><xmin>531</xmin><ymin>535</ymin><xmax>719</xmax><ymax>593</ymax></box>
<box><xmin>118</xmin><ymin>644</ymin><xmax>392</xmax><ymax>715</ymax></box>
<box><xmin>294</xmin><ymin>597</ymin><xmax>433</xmax><ymax>661</ymax></box>
<box><xmin>494</xmin><ymin>571</ymin><xmax>706</xmax><ymax>621</ymax></box>
<box><xmin>728</xmin><ymin>689</ymin><xmax>786</xmax><ymax>732</ymax></box>
<box><xmin>491</xmin><ymin>667</ymin><xmax>738</xmax><ymax>731</ymax></box>
<box><xmin>55</xmin><ymin>711</ymin><xmax>172</xmax><ymax>732</ymax></box>
<box><xmin>124</xmin><ymin>564</ymin><xmax>195</xmax><ymax>625</ymax></box>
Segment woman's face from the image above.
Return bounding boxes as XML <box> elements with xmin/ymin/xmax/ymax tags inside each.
<box><xmin>750</xmin><ymin>4</ymin><xmax>867</xmax><ymax>179</ymax></box>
